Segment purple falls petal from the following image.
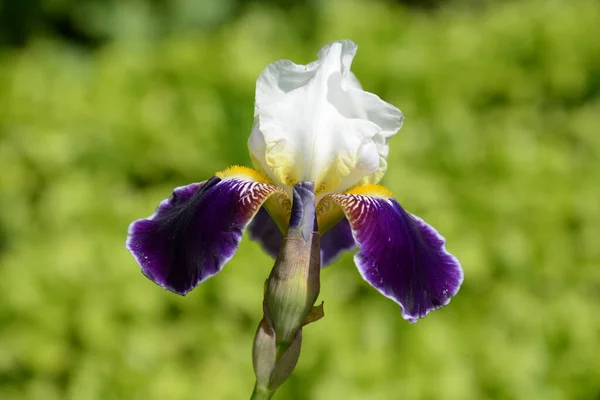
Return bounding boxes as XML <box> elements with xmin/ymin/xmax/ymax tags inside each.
<box><xmin>331</xmin><ymin>194</ymin><xmax>463</xmax><ymax>323</ymax></box>
<box><xmin>248</xmin><ymin>206</ymin><xmax>283</xmax><ymax>259</ymax></box>
<box><xmin>248</xmin><ymin>208</ymin><xmax>356</xmax><ymax>267</ymax></box>
<box><xmin>320</xmin><ymin>218</ymin><xmax>356</xmax><ymax>266</ymax></box>
<box><xmin>126</xmin><ymin>177</ymin><xmax>280</xmax><ymax>295</ymax></box>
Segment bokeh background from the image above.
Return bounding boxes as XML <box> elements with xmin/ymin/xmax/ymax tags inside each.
<box><xmin>1</xmin><ymin>0</ymin><xmax>599</xmax><ymax>399</ymax></box>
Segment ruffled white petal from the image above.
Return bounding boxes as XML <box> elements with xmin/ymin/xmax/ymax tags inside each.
<box><xmin>248</xmin><ymin>40</ymin><xmax>403</xmax><ymax>194</ymax></box>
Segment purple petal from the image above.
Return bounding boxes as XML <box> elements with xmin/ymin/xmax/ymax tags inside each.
<box><xmin>320</xmin><ymin>218</ymin><xmax>356</xmax><ymax>266</ymax></box>
<box><xmin>331</xmin><ymin>194</ymin><xmax>463</xmax><ymax>323</ymax></box>
<box><xmin>248</xmin><ymin>208</ymin><xmax>356</xmax><ymax>267</ymax></box>
<box><xmin>248</xmin><ymin>207</ymin><xmax>283</xmax><ymax>259</ymax></box>
<box><xmin>126</xmin><ymin>177</ymin><xmax>280</xmax><ymax>295</ymax></box>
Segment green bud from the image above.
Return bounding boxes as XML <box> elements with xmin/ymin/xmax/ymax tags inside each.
<box><xmin>252</xmin><ymin>318</ymin><xmax>277</xmax><ymax>391</ymax></box>
<box><xmin>252</xmin><ymin>318</ymin><xmax>302</xmax><ymax>395</ymax></box>
<box><xmin>251</xmin><ymin>182</ymin><xmax>323</xmax><ymax>399</ymax></box>
<box><xmin>265</xmin><ymin>230</ymin><xmax>321</xmax><ymax>345</ymax></box>
<box><xmin>264</xmin><ymin>181</ymin><xmax>321</xmax><ymax>346</ymax></box>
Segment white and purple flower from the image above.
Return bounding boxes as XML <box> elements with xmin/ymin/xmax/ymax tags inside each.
<box><xmin>126</xmin><ymin>40</ymin><xmax>463</xmax><ymax>323</ymax></box>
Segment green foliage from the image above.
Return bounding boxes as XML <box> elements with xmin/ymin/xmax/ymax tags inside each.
<box><xmin>0</xmin><ymin>0</ymin><xmax>315</xmax><ymax>47</ymax></box>
<box><xmin>1</xmin><ymin>0</ymin><xmax>599</xmax><ymax>398</ymax></box>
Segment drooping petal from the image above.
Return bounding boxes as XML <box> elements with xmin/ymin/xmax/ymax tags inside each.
<box><xmin>248</xmin><ymin>206</ymin><xmax>282</xmax><ymax>259</ymax></box>
<box><xmin>126</xmin><ymin>167</ymin><xmax>287</xmax><ymax>295</ymax></box>
<box><xmin>323</xmin><ymin>185</ymin><xmax>463</xmax><ymax>323</ymax></box>
<box><xmin>248</xmin><ymin>206</ymin><xmax>356</xmax><ymax>267</ymax></box>
<box><xmin>320</xmin><ymin>217</ymin><xmax>356</xmax><ymax>266</ymax></box>
<box><xmin>248</xmin><ymin>40</ymin><xmax>403</xmax><ymax>194</ymax></box>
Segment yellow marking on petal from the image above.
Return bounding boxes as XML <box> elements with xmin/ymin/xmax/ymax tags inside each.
<box><xmin>345</xmin><ymin>184</ymin><xmax>393</xmax><ymax>199</ymax></box>
<box><xmin>217</xmin><ymin>165</ymin><xmax>292</xmax><ymax>233</ymax></box>
<box><xmin>315</xmin><ymin>181</ymin><xmax>333</xmax><ymax>196</ymax></box>
<box><xmin>316</xmin><ymin>184</ymin><xmax>393</xmax><ymax>234</ymax></box>
<box><xmin>216</xmin><ymin>165</ymin><xmax>271</xmax><ymax>184</ymax></box>
<box><xmin>264</xmin><ymin>143</ymin><xmax>301</xmax><ymax>187</ymax></box>
<box><xmin>314</xmin><ymin>148</ymin><xmax>357</xmax><ymax>195</ymax></box>
<box><xmin>249</xmin><ymin>155</ymin><xmax>272</xmax><ymax>183</ymax></box>
<box><xmin>316</xmin><ymin>196</ymin><xmax>345</xmax><ymax>235</ymax></box>
<box><xmin>264</xmin><ymin>194</ymin><xmax>292</xmax><ymax>233</ymax></box>
<box><xmin>356</xmin><ymin>157</ymin><xmax>388</xmax><ymax>187</ymax></box>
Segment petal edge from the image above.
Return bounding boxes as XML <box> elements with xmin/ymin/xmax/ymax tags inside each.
<box><xmin>126</xmin><ymin>175</ymin><xmax>285</xmax><ymax>295</ymax></box>
<box><xmin>327</xmin><ymin>191</ymin><xmax>463</xmax><ymax>322</ymax></box>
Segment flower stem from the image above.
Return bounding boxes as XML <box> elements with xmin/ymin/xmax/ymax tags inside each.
<box><xmin>250</xmin><ymin>182</ymin><xmax>323</xmax><ymax>399</ymax></box>
<box><xmin>250</xmin><ymin>383</ymin><xmax>275</xmax><ymax>400</ymax></box>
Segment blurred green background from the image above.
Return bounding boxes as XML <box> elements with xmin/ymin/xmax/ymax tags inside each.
<box><xmin>1</xmin><ymin>0</ymin><xmax>599</xmax><ymax>399</ymax></box>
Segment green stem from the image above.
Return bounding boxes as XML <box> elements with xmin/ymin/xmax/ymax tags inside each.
<box><xmin>250</xmin><ymin>383</ymin><xmax>275</xmax><ymax>400</ymax></box>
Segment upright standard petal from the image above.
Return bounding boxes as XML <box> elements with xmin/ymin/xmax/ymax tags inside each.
<box><xmin>322</xmin><ymin>185</ymin><xmax>463</xmax><ymax>323</ymax></box>
<box><xmin>126</xmin><ymin>167</ymin><xmax>287</xmax><ymax>295</ymax></box>
<box><xmin>249</xmin><ymin>208</ymin><xmax>356</xmax><ymax>267</ymax></box>
<box><xmin>249</xmin><ymin>40</ymin><xmax>404</xmax><ymax>194</ymax></box>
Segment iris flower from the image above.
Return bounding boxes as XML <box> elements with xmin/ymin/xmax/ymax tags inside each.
<box><xmin>126</xmin><ymin>40</ymin><xmax>463</xmax><ymax>324</ymax></box>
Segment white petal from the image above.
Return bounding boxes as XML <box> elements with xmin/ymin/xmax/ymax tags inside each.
<box><xmin>248</xmin><ymin>40</ymin><xmax>403</xmax><ymax>193</ymax></box>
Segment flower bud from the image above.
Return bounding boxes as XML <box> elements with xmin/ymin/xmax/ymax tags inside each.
<box><xmin>252</xmin><ymin>317</ymin><xmax>302</xmax><ymax>395</ymax></box>
<box><xmin>251</xmin><ymin>181</ymin><xmax>324</xmax><ymax>398</ymax></box>
<box><xmin>252</xmin><ymin>318</ymin><xmax>277</xmax><ymax>391</ymax></box>
<box><xmin>264</xmin><ymin>182</ymin><xmax>321</xmax><ymax>346</ymax></box>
